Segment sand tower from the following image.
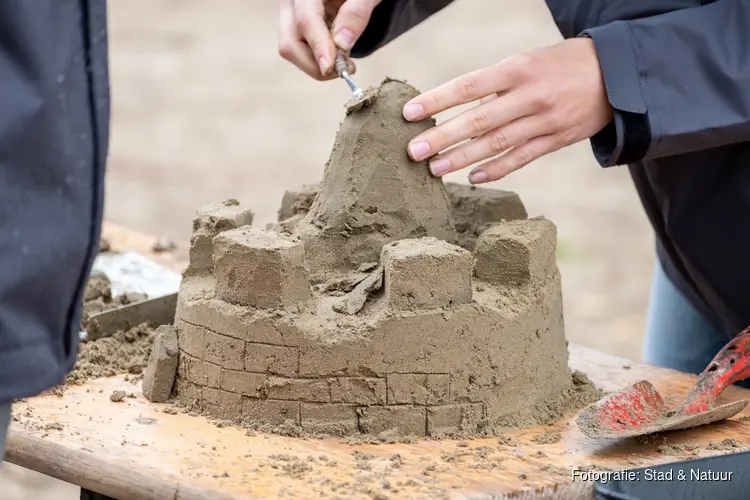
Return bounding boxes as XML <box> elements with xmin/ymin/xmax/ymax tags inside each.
<box><xmin>172</xmin><ymin>79</ymin><xmax>590</xmax><ymax>437</ymax></box>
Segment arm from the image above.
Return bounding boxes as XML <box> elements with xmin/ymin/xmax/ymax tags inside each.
<box><xmin>351</xmin><ymin>0</ymin><xmax>455</xmax><ymax>57</ymax></box>
<box><xmin>580</xmin><ymin>0</ymin><xmax>750</xmax><ymax>166</ymax></box>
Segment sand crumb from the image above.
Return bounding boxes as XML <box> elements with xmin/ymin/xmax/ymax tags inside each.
<box><xmin>531</xmin><ymin>430</ymin><xmax>562</xmax><ymax>444</ymax></box>
<box><xmin>706</xmin><ymin>438</ymin><xmax>740</xmax><ymax>451</ymax></box>
<box><xmin>109</xmin><ymin>390</ymin><xmax>126</xmax><ymax>402</ymax></box>
<box><xmin>658</xmin><ymin>442</ymin><xmax>701</xmax><ymax>455</ymax></box>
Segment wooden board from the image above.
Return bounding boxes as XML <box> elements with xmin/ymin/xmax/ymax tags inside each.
<box><xmin>6</xmin><ymin>223</ymin><xmax>750</xmax><ymax>499</ymax></box>
<box><xmin>8</xmin><ymin>348</ymin><xmax>750</xmax><ymax>499</ymax></box>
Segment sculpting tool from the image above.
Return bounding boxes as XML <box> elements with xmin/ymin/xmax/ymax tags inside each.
<box><xmin>577</xmin><ymin>324</ymin><xmax>750</xmax><ymax>438</ymax></box>
<box><xmin>335</xmin><ymin>51</ymin><xmax>365</xmax><ymax>103</ymax></box>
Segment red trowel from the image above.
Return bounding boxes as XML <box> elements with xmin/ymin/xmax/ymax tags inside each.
<box><xmin>577</xmin><ymin>326</ymin><xmax>750</xmax><ymax>439</ymax></box>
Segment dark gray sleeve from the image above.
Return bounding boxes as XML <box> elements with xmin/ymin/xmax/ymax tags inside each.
<box><xmin>0</xmin><ymin>0</ymin><xmax>109</xmax><ymax>402</ymax></box>
<box><xmin>581</xmin><ymin>0</ymin><xmax>750</xmax><ymax>166</ymax></box>
<box><xmin>350</xmin><ymin>0</ymin><xmax>455</xmax><ymax>57</ymax></box>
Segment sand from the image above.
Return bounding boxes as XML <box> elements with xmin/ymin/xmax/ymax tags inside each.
<box><xmin>68</xmin><ymin>276</ymin><xmax>158</xmax><ymax>386</ymax></box>
<box><xmin>657</xmin><ymin>438</ymin><xmax>743</xmax><ymax>456</ymax></box>
<box><xmin>170</xmin><ymin>77</ymin><xmax>600</xmax><ymax>437</ymax></box>
<box><xmin>67</xmin><ymin>324</ymin><xmax>155</xmax><ymax>385</ymax></box>
<box><xmin>445</xmin><ymin>184</ymin><xmax>528</xmax><ymax>251</ymax></box>
<box><xmin>44</xmin><ymin>270</ymin><xmax>177</xmax><ymax>405</ymax></box>
<box><xmin>79</xmin><ymin>271</ymin><xmax>148</xmax><ymax>331</ymax></box>
<box><xmin>42</xmin><ymin>268</ymin><xmax>159</xmax><ymax>397</ymax></box>
<box><xmin>142</xmin><ymin>325</ymin><xmax>179</xmax><ymax>402</ymax></box>
<box><xmin>294</xmin><ymin>78</ymin><xmax>456</xmax><ymax>281</ymax></box>
<box><xmin>275</xmin><ymin>182</ymin><xmax>529</xmax><ymax>254</ymax></box>
<box><xmin>185</xmin><ymin>198</ymin><xmax>255</xmax><ymax>278</ymax></box>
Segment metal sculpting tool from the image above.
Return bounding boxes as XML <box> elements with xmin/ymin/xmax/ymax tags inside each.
<box><xmin>335</xmin><ymin>51</ymin><xmax>364</xmax><ymax>101</ymax></box>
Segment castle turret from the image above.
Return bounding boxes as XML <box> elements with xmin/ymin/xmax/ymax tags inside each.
<box><xmin>293</xmin><ymin>79</ymin><xmax>457</xmax><ymax>281</ymax></box>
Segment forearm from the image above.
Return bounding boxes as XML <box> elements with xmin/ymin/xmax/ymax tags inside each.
<box><xmin>351</xmin><ymin>0</ymin><xmax>455</xmax><ymax>57</ymax></box>
<box><xmin>582</xmin><ymin>0</ymin><xmax>750</xmax><ymax>165</ymax></box>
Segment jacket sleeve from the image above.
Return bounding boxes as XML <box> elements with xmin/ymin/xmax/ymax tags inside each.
<box><xmin>350</xmin><ymin>0</ymin><xmax>455</xmax><ymax>57</ymax></box>
<box><xmin>580</xmin><ymin>0</ymin><xmax>750</xmax><ymax>166</ymax></box>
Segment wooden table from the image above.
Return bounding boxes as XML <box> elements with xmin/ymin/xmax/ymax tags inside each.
<box><xmin>6</xmin><ymin>223</ymin><xmax>750</xmax><ymax>500</ymax></box>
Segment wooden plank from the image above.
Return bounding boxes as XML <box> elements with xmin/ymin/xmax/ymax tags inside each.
<box><xmin>7</xmin><ymin>343</ymin><xmax>750</xmax><ymax>500</ymax></box>
<box><xmin>8</xmin><ymin>223</ymin><xmax>750</xmax><ymax>498</ymax></box>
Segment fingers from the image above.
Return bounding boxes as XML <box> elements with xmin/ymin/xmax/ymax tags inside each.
<box><xmin>407</xmin><ymin>91</ymin><xmax>533</xmax><ymax>161</ymax></box>
<box><xmin>331</xmin><ymin>0</ymin><xmax>381</xmax><ymax>51</ymax></box>
<box><xmin>279</xmin><ymin>0</ymin><xmax>373</xmax><ymax>79</ymax></box>
<box><xmin>468</xmin><ymin>134</ymin><xmax>563</xmax><ymax>184</ymax></box>
<box><xmin>293</xmin><ymin>0</ymin><xmax>336</xmax><ymax>75</ymax></box>
<box><xmin>402</xmin><ymin>62</ymin><xmax>520</xmax><ymax>121</ymax></box>
<box><xmin>427</xmin><ymin>115</ymin><xmax>551</xmax><ymax>176</ymax></box>
<box><xmin>278</xmin><ymin>0</ymin><xmax>318</xmax><ymax>77</ymax></box>
<box><xmin>278</xmin><ymin>0</ymin><xmax>337</xmax><ymax>80</ymax></box>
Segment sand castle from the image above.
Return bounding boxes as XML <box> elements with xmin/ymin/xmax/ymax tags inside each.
<box><xmin>169</xmin><ymin>79</ymin><xmax>594</xmax><ymax>437</ymax></box>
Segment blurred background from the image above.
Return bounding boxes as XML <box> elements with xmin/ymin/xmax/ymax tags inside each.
<box><xmin>1</xmin><ymin>0</ymin><xmax>654</xmax><ymax>496</ymax></box>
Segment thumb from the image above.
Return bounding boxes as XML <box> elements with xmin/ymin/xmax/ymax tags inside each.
<box><xmin>331</xmin><ymin>0</ymin><xmax>381</xmax><ymax>51</ymax></box>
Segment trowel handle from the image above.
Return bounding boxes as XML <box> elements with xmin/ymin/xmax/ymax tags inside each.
<box><xmin>334</xmin><ymin>51</ymin><xmax>350</xmax><ymax>77</ymax></box>
<box><xmin>677</xmin><ymin>325</ymin><xmax>750</xmax><ymax>415</ymax></box>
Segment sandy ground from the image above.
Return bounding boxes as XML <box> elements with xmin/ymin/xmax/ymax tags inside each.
<box><xmin>1</xmin><ymin>0</ymin><xmax>654</xmax><ymax>496</ymax></box>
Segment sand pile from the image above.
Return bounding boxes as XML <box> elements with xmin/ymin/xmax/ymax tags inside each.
<box><xmin>71</xmin><ymin>272</ymin><xmax>157</xmax><ymax>385</ymax></box>
<box><xmin>67</xmin><ymin>324</ymin><xmax>155</xmax><ymax>385</ymax></box>
<box><xmin>38</xmin><ymin>264</ymin><xmax>160</xmax><ymax>398</ymax></box>
<box><xmin>170</xmin><ymin>78</ymin><xmax>600</xmax><ymax>437</ymax></box>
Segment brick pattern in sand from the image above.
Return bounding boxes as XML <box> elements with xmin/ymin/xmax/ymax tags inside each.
<box><xmin>172</xmin><ymin>185</ymin><xmax>575</xmax><ymax>437</ymax></box>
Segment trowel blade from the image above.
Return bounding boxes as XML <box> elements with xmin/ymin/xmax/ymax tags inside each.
<box><xmin>83</xmin><ymin>292</ymin><xmax>178</xmax><ymax>342</ymax></box>
<box><xmin>576</xmin><ymin>380</ymin><xmax>750</xmax><ymax>439</ymax></box>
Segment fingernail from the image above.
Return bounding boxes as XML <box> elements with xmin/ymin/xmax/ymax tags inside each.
<box><xmin>429</xmin><ymin>158</ymin><xmax>451</xmax><ymax>176</ymax></box>
<box><xmin>469</xmin><ymin>171</ymin><xmax>489</xmax><ymax>184</ymax></box>
<box><xmin>403</xmin><ymin>102</ymin><xmax>424</xmax><ymax>121</ymax></box>
<box><xmin>318</xmin><ymin>56</ymin><xmax>329</xmax><ymax>74</ymax></box>
<box><xmin>334</xmin><ymin>28</ymin><xmax>355</xmax><ymax>50</ymax></box>
<box><xmin>409</xmin><ymin>141</ymin><xmax>431</xmax><ymax>161</ymax></box>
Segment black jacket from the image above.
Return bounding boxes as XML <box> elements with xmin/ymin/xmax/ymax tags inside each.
<box><xmin>352</xmin><ymin>0</ymin><xmax>750</xmax><ymax>339</ymax></box>
<box><xmin>0</xmin><ymin>1</ymin><xmax>109</xmax><ymax>402</ymax></box>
